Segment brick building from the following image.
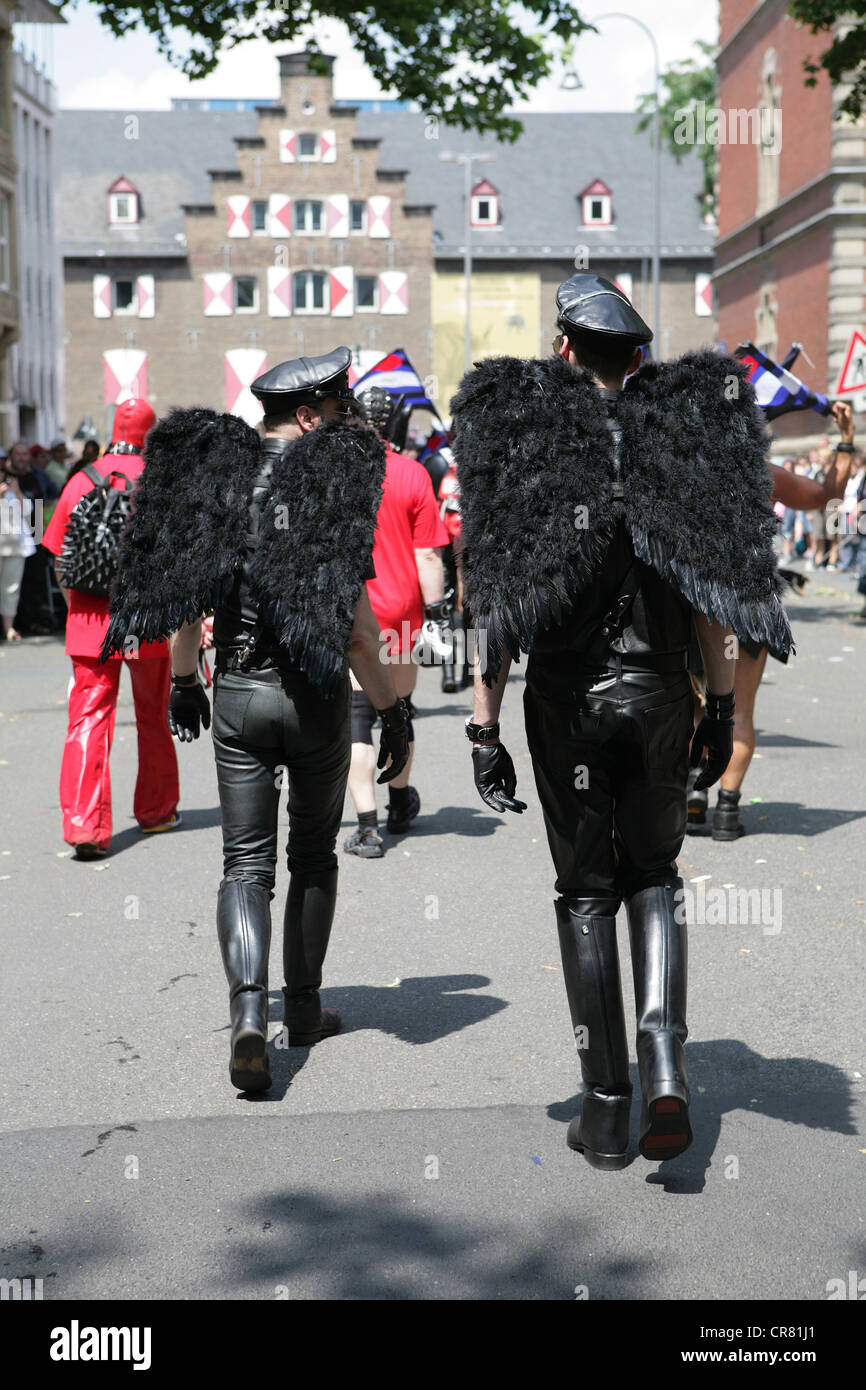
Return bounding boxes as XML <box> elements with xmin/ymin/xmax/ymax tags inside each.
<box><xmin>716</xmin><ymin>0</ymin><xmax>866</xmax><ymax>449</ymax></box>
<box><xmin>61</xmin><ymin>50</ymin><xmax>432</xmax><ymax>436</ymax></box>
<box><xmin>59</xmin><ymin>48</ymin><xmax>715</xmax><ymax>436</ymax></box>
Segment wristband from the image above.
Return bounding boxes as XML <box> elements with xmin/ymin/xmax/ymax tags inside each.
<box><xmin>465</xmin><ymin>719</ymin><xmax>500</xmax><ymax>744</ymax></box>
<box><xmin>835</xmin><ymin>442</ymin><xmax>855</xmax><ymax>453</ymax></box>
<box><xmin>705</xmin><ymin>690</ymin><xmax>735</xmax><ymax>721</ymax></box>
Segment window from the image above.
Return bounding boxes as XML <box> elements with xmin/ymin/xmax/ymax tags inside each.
<box><xmin>0</xmin><ymin>195</ymin><xmax>9</xmax><ymax>290</ymax></box>
<box><xmin>293</xmin><ymin>270</ymin><xmax>329</xmax><ymax>314</ymax></box>
<box><xmin>252</xmin><ymin>200</ymin><xmax>268</xmax><ymax>233</ymax></box>
<box><xmin>109</xmin><ymin>192</ymin><xmax>138</xmax><ymax>224</ymax></box>
<box><xmin>298</xmin><ymin>132</ymin><xmax>319</xmax><ymax>159</ymax></box>
<box><xmin>582</xmin><ymin>193</ymin><xmax>612</xmax><ymax>225</ymax></box>
<box><xmin>356</xmin><ymin>275</ymin><xmax>378</xmax><ymax>312</ymax></box>
<box><xmin>294</xmin><ymin>200</ymin><xmax>324</xmax><ymax>234</ymax></box>
<box><xmin>234</xmin><ymin>276</ymin><xmax>260</xmax><ymax>313</ymax></box>
<box><xmin>114</xmin><ymin>279</ymin><xmax>136</xmax><ymax>314</ymax></box>
<box><xmin>350</xmin><ymin>200</ymin><xmax>367</xmax><ymax>234</ymax></box>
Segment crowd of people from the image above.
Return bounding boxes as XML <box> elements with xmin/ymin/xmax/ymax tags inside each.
<box><xmin>774</xmin><ymin>442</ymin><xmax>866</xmax><ymax>607</ymax></box>
<box><xmin>0</xmin><ymin>435</ymin><xmax>101</xmax><ymax>639</ymax></box>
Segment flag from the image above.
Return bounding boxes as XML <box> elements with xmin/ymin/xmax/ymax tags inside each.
<box><xmin>733</xmin><ymin>341</ymin><xmax>832</xmax><ymax>420</ymax></box>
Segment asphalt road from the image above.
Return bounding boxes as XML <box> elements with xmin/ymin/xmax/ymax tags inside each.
<box><xmin>0</xmin><ymin>571</ymin><xmax>863</xmax><ymax>1301</ymax></box>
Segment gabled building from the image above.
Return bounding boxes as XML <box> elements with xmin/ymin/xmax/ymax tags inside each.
<box><xmin>59</xmin><ymin>51</ymin><xmax>433</xmax><ymax>437</ymax></box>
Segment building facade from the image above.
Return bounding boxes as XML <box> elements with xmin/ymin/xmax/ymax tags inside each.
<box><xmin>716</xmin><ymin>0</ymin><xmax>866</xmax><ymax>449</ymax></box>
<box><xmin>61</xmin><ymin>51</ymin><xmax>433</xmax><ymax>438</ymax></box>
<box><xmin>10</xmin><ymin>40</ymin><xmax>64</xmax><ymax>442</ymax></box>
<box><xmin>0</xmin><ymin>0</ymin><xmax>18</xmax><ymax>447</ymax></box>
<box><xmin>60</xmin><ymin>49</ymin><xmax>716</xmax><ymax>435</ymax></box>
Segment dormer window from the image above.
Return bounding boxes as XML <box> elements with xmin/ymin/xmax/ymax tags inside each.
<box><xmin>471</xmin><ymin>179</ymin><xmax>499</xmax><ymax>227</ymax></box>
<box><xmin>108</xmin><ymin>176</ymin><xmax>139</xmax><ymax>225</ymax></box>
<box><xmin>580</xmin><ymin>179</ymin><xmax>612</xmax><ymax>227</ymax></box>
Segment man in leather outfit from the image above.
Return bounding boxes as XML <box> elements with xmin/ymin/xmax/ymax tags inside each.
<box><xmin>453</xmin><ymin>275</ymin><xmax>793</xmax><ymax>1170</ymax></box>
<box><xmin>103</xmin><ymin>349</ymin><xmax>411</xmax><ymax>1094</ymax></box>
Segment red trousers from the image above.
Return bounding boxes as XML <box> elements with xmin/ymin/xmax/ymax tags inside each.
<box><xmin>60</xmin><ymin>654</ymin><xmax>179</xmax><ymax>849</ymax></box>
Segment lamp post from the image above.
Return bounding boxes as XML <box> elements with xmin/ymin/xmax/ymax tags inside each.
<box><xmin>565</xmin><ymin>12</ymin><xmax>661</xmax><ymax>343</ymax></box>
<box><xmin>440</xmin><ymin>151</ymin><xmax>494</xmax><ymax>372</ymax></box>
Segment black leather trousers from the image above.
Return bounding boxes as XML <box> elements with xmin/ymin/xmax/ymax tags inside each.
<box><xmin>524</xmin><ymin>666</ymin><xmax>692</xmax><ymax>906</ymax></box>
<box><xmin>212</xmin><ymin>666</ymin><xmax>351</xmax><ymax>889</ymax></box>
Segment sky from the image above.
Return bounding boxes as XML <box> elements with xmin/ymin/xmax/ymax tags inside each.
<box><xmin>33</xmin><ymin>0</ymin><xmax>719</xmax><ymax>112</ymax></box>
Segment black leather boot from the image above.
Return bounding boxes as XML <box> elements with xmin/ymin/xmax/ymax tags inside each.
<box><xmin>712</xmin><ymin>787</ymin><xmax>744</xmax><ymax>840</ymax></box>
<box><xmin>283</xmin><ymin>866</ymin><xmax>342</xmax><ymax>1045</ymax></box>
<box><xmin>555</xmin><ymin>898</ymin><xmax>632</xmax><ymax>1170</ymax></box>
<box><xmin>625</xmin><ymin>880</ymin><xmax>692</xmax><ymax>1160</ymax></box>
<box><xmin>217</xmin><ymin>879</ymin><xmax>272</xmax><ymax>1092</ymax></box>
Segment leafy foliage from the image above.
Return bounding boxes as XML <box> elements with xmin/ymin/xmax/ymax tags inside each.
<box><xmin>635</xmin><ymin>41</ymin><xmax>717</xmax><ymax>212</ymax></box>
<box><xmin>71</xmin><ymin>0</ymin><xmax>594</xmax><ymax>140</ymax></box>
<box><xmin>789</xmin><ymin>1</ymin><xmax>866</xmax><ymax>121</ymax></box>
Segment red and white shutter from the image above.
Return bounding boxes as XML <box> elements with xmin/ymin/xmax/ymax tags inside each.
<box><xmin>227</xmin><ymin>195</ymin><xmax>251</xmax><ymax>238</ymax></box>
<box><xmin>329</xmin><ymin>266</ymin><xmax>354</xmax><ymax>317</ymax></box>
<box><xmin>612</xmin><ymin>273</ymin><xmax>632</xmax><ymax>301</ymax></box>
<box><xmin>267</xmin><ymin>266</ymin><xmax>293</xmax><ymax>317</ymax></box>
<box><xmin>269</xmin><ymin>193</ymin><xmax>292</xmax><ymax>237</ymax></box>
<box><xmin>203</xmin><ymin>273</ymin><xmax>234</xmax><ymax>316</ymax></box>
<box><xmin>103</xmin><ymin>349</ymin><xmax>148</xmax><ymax>405</ymax></box>
<box><xmin>225</xmin><ymin>349</ymin><xmax>268</xmax><ymax>425</ymax></box>
<box><xmin>327</xmin><ymin>194</ymin><xmax>349</xmax><ymax>238</ymax></box>
<box><xmin>367</xmin><ymin>196</ymin><xmax>391</xmax><ymax>238</ymax></box>
<box><xmin>378</xmin><ymin>271</ymin><xmax>408</xmax><ymax>315</ymax></box>
<box><xmin>695</xmin><ymin>272</ymin><xmax>713</xmax><ymax>317</ymax></box>
<box><xmin>93</xmin><ymin>274</ymin><xmax>112</xmax><ymax>318</ymax></box>
<box><xmin>320</xmin><ymin>129</ymin><xmax>337</xmax><ymax>163</ymax></box>
<box><xmin>280</xmin><ymin>129</ymin><xmax>297</xmax><ymax>163</ymax></box>
<box><xmin>136</xmin><ymin>274</ymin><xmax>155</xmax><ymax>318</ymax></box>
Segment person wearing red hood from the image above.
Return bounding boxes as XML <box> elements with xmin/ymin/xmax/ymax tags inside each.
<box><xmin>41</xmin><ymin>398</ymin><xmax>180</xmax><ymax>859</ymax></box>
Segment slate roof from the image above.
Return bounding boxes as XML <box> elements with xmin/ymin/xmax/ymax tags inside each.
<box><xmin>58</xmin><ymin>107</ymin><xmax>713</xmax><ymax>263</ymax></box>
<box><xmin>356</xmin><ymin>110</ymin><xmax>714</xmax><ymax>260</ymax></box>
<box><xmin>58</xmin><ymin>110</ymin><xmax>258</xmax><ymax>259</ymax></box>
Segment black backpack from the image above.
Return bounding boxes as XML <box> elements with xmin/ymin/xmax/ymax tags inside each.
<box><xmin>57</xmin><ymin>463</ymin><xmax>136</xmax><ymax>597</ymax></box>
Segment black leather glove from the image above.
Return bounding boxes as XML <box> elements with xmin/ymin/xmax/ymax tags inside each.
<box><xmin>376</xmin><ymin>697</ymin><xmax>410</xmax><ymax>784</ymax></box>
<box><xmin>168</xmin><ymin>679</ymin><xmax>211</xmax><ymax>743</ymax></box>
<box><xmin>689</xmin><ymin>689</ymin><xmax>735</xmax><ymax>790</ymax></box>
<box><xmin>472</xmin><ymin>743</ymin><xmax>527</xmax><ymax>814</ymax></box>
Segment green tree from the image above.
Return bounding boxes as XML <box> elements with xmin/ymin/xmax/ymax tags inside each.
<box><xmin>635</xmin><ymin>40</ymin><xmax>718</xmax><ymax>214</ymax></box>
<box><xmin>70</xmin><ymin>0</ymin><xmax>594</xmax><ymax>141</ymax></box>
<box><xmin>788</xmin><ymin>1</ymin><xmax>866</xmax><ymax>120</ymax></box>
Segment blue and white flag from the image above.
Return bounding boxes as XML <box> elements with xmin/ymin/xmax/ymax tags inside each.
<box><xmin>733</xmin><ymin>341</ymin><xmax>832</xmax><ymax>420</ymax></box>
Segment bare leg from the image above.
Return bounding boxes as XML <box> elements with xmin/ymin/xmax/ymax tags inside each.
<box><xmin>720</xmin><ymin>646</ymin><xmax>768</xmax><ymax>794</ymax></box>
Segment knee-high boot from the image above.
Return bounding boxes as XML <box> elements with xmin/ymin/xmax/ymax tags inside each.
<box><xmin>282</xmin><ymin>866</ymin><xmax>342</xmax><ymax>1045</ymax></box>
<box><xmin>555</xmin><ymin>898</ymin><xmax>632</xmax><ymax>1170</ymax></box>
<box><xmin>625</xmin><ymin>879</ymin><xmax>692</xmax><ymax>1160</ymax></box>
<box><xmin>217</xmin><ymin>879</ymin><xmax>272</xmax><ymax>1092</ymax></box>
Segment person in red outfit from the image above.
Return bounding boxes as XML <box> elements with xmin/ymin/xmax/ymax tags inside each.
<box><xmin>344</xmin><ymin>388</ymin><xmax>450</xmax><ymax>856</ymax></box>
<box><xmin>41</xmin><ymin>398</ymin><xmax>180</xmax><ymax>860</ymax></box>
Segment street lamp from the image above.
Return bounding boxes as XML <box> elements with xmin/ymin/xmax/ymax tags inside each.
<box><xmin>440</xmin><ymin>151</ymin><xmax>495</xmax><ymax>373</ymax></box>
<box><xmin>563</xmin><ymin>12</ymin><xmax>662</xmax><ymax>345</ymax></box>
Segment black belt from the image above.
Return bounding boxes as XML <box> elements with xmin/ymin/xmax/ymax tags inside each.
<box><xmin>215</xmin><ymin>649</ymin><xmax>284</xmax><ymax>674</ymax></box>
<box><xmin>535</xmin><ymin>649</ymin><xmax>688</xmax><ymax>677</ymax></box>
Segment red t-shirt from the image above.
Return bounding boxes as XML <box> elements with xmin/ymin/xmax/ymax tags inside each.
<box><xmin>41</xmin><ymin>455</ymin><xmax>168</xmax><ymax>660</ymax></box>
<box><xmin>366</xmin><ymin>447</ymin><xmax>449</xmax><ymax>654</ymax></box>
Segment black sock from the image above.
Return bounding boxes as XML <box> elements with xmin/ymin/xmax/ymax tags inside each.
<box><xmin>388</xmin><ymin>785</ymin><xmax>411</xmax><ymax>810</ymax></box>
<box><xmin>358</xmin><ymin>809</ymin><xmax>378</xmax><ymax>831</ymax></box>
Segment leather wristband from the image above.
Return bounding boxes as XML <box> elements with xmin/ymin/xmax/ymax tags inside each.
<box><xmin>835</xmin><ymin>442</ymin><xmax>855</xmax><ymax>453</ymax></box>
<box><xmin>705</xmin><ymin>689</ymin><xmax>735</xmax><ymax>721</ymax></box>
<box><xmin>425</xmin><ymin>593</ymin><xmax>454</xmax><ymax>622</ymax></box>
<box><xmin>465</xmin><ymin>719</ymin><xmax>500</xmax><ymax>744</ymax></box>
<box><xmin>376</xmin><ymin>697</ymin><xmax>408</xmax><ymax>729</ymax></box>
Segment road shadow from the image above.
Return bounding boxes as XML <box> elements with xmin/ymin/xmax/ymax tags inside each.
<box><xmin>223</xmin><ymin>1188</ymin><xmax>652</xmax><ymax>1299</ymax></box>
<box><xmin>255</xmin><ymin>974</ymin><xmax>507</xmax><ymax>1102</ymax></box>
<box><xmin>547</xmin><ymin>1038</ymin><xmax>856</xmax><ymax>1195</ymax></box>
<box><xmin>686</xmin><ymin>800</ymin><xmax>865</xmax><ymax>839</ymax></box>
